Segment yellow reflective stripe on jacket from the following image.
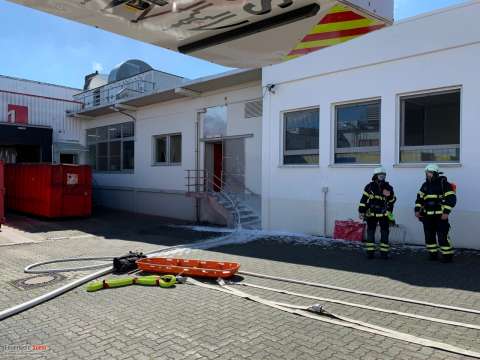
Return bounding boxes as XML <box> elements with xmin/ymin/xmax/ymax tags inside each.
<box><xmin>426</xmin><ymin>211</ymin><xmax>444</xmax><ymax>215</ymax></box>
<box><xmin>363</xmin><ymin>191</ymin><xmax>373</xmax><ymax>198</ymax></box>
<box><xmin>442</xmin><ymin>205</ymin><xmax>453</xmax><ymax>211</ymax></box>
<box><xmin>359</xmin><ymin>203</ymin><xmax>366</xmax><ymax>207</ymax></box>
<box><xmin>415</xmin><ymin>204</ymin><xmax>422</xmax><ymax>208</ymax></box>
<box><xmin>424</xmin><ymin>194</ymin><xmax>441</xmax><ymax>200</ymax></box>
<box><xmin>444</xmin><ymin>191</ymin><xmax>455</xmax><ymax>197</ymax></box>
<box><xmin>418</xmin><ymin>191</ymin><xmax>425</xmax><ymax>197</ymax></box>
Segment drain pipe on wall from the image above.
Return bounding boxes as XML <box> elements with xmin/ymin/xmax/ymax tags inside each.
<box><xmin>195</xmin><ymin>109</ymin><xmax>206</xmax><ymax>223</ymax></box>
<box><xmin>321</xmin><ymin>186</ymin><xmax>329</xmax><ymax>237</ymax></box>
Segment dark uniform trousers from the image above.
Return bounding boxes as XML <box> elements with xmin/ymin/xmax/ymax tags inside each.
<box><xmin>422</xmin><ymin>216</ymin><xmax>453</xmax><ymax>257</ymax></box>
<box><xmin>365</xmin><ymin>217</ymin><xmax>390</xmax><ymax>254</ymax></box>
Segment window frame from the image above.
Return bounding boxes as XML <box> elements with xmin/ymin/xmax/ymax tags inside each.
<box><xmin>398</xmin><ymin>87</ymin><xmax>461</xmax><ymax>165</ymax></box>
<box><xmin>280</xmin><ymin>106</ymin><xmax>320</xmax><ymax>167</ymax></box>
<box><xmin>86</xmin><ymin>121</ymin><xmax>135</xmax><ymax>173</ymax></box>
<box><xmin>152</xmin><ymin>133</ymin><xmax>182</xmax><ymax>166</ymax></box>
<box><xmin>332</xmin><ymin>98</ymin><xmax>382</xmax><ymax>166</ymax></box>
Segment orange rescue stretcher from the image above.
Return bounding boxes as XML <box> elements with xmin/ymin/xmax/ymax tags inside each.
<box><xmin>136</xmin><ymin>257</ymin><xmax>240</xmax><ymax>279</ymax></box>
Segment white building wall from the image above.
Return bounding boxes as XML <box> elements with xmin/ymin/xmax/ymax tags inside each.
<box><xmin>83</xmin><ymin>82</ymin><xmax>262</xmax><ymax>220</ymax></box>
<box><xmin>261</xmin><ymin>1</ymin><xmax>480</xmax><ymax>249</ymax></box>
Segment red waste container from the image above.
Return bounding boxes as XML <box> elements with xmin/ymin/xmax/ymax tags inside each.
<box><xmin>0</xmin><ymin>161</ymin><xmax>5</xmax><ymax>226</ymax></box>
<box><xmin>5</xmin><ymin>164</ymin><xmax>92</xmax><ymax>218</ymax></box>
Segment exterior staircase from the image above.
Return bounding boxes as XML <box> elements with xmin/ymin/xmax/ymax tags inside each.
<box><xmin>186</xmin><ymin>170</ymin><xmax>261</xmax><ymax>230</ymax></box>
<box><xmin>210</xmin><ymin>191</ymin><xmax>261</xmax><ymax>230</ymax></box>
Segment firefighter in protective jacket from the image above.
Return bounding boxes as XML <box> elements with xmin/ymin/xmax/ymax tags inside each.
<box><xmin>415</xmin><ymin>164</ymin><xmax>456</xmax><ymax>262</ymax></box>
<box><xmin>358</xmin><ymin>167</ymin><xmax>396</xmax><ymax>259</ymax></box>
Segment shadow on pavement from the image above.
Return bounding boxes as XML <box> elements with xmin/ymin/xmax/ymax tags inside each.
<box><xmin>3</xmin><ymin>207</ymin><xmax>220</xmax><ymax>247</ymax></box>
<box><xmin>209</xmin><ymin>239</ymin><xmax>480</xmax><ymax>293</ymax></box>
<box><xmin>4</xmin><ymin>207</ymin><xmax>480</xmax><ymax>293</ymax></box>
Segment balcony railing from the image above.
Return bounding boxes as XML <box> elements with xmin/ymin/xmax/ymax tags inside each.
<box><xmin>74</xmin><ymin>78</ymin><xmax>156</xmax><ymax>110</ymax></box>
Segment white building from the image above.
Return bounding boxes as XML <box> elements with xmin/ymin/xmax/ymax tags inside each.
<box><xmin>10</xmin><ymin>1</ymin><xmax>472</xmax><ymax>249</ymax></box>
<box><xmin>261</xmin><ymin>1</ymin><xmax>480</xmax><ymax>249</ymax></box>
<box><xmin>0</xmin><ymin>75</ymin><xmax>83</xmax><ymax>164</ymax></box>
<box><xmin>74</xmin><ymin>63</ymin><xmax>262</xmax><ymax>227</ymax></box>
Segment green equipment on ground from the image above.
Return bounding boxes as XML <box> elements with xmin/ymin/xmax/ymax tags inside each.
<box><xmin>86</xmin><ymin>274</ymin><xmax>177</xmax><ymax>292</ymax></box>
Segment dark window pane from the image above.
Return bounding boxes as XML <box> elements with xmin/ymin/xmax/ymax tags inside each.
<box><xmin>86</xmin><ymin>129</ymin><xmax>97</xmax><ymax>144</ymax></box>
<box><xmin>98</xmin><ymin>142</ymin><xmax>108</xmax><ymax>157</ymax></box>
<box><xmin>336</xmin><ymin>101</ymin><xmax>380</xmax><ymax>149</ymax></box>
<box><xmin>97</xmin><ymin>127</ymin><xmax>108</xmax><ymax>142</ymax></box>
<box><xmin>88</xmin><ymin>145</ymin><xmax>96</xmax><ymax>170</ymax></box>
<box><xmin>155</xmin><ymin>137</ymin><xmax>167</xmax><ymax>163</ymax></box>
<box><xmin>170</xmin><ymin>135</ymin><xmax>182</xmax><ymax>163</ymax></box>
<box><xmin>109</xmin><ymin>141</ymin><xmax>121</xmax><ymax>171</ymax></box>
<box><xmin>122</xmin><ymin>122</ymin><xmax>134</xmax><ymax>138</ymax></box>
<box><xmin>284</xmin><ymin>155</ymin><xmax>319</xmax><ymax>165</ymax></box>
<box><xmin>98</xmin><ymin>142</ymin><xmax>108</xmax><ymax>171</ymax></box>
<box><xmin>403</xmin><ymin>92</ymin><xmax>460</xmax><ymax>146</ymax></box>
<box><xmin>285</xmin><ymin>109</ymin><xmax>319</xmax><ymax>151</ymax></box>
<box><xmin>123</xmin><ymin>140</ymin><xmax>134</xmax><ymax>170</ymax></box>
<box><xmin>108</xmin><ymin>124</ymin><xmax>122</xmax><ymax>140</ymax></box>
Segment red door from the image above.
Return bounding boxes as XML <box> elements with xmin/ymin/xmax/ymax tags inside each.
<box><xmin>213</xmin><ymin>143</ymin><xmax>223</xmax><ymax>192</ymax></box>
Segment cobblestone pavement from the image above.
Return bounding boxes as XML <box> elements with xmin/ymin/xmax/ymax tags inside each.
<box><xmin>0</xmin><ymin>209</ymin><xmax>479</xmax><ymax>359</ymax></box>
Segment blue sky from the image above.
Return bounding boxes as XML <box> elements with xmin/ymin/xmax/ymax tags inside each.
<box><xmin>0</xmin><ymin>0</ymin><xmax>468</xmax><ymax>89</ymax></box>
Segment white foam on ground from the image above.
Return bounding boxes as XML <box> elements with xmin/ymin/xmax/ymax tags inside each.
<box><xmin>147</xmin><ymin>229</ymin><xmax>268</xmax><ymax>257</ymax></box>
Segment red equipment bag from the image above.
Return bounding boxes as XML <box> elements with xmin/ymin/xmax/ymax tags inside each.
<box><xmin>333</xmin><ymin>220</ymin><xmax>365</xmax><ymax>242</ymax></box>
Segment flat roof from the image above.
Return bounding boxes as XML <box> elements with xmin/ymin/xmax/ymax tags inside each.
<box><xmin>0</xmin><ymin>74</ymin><xmax>81</xmax><ymax>91</ymax></box>
<box><xmin>77</xmin><ymin>68</ymin><xmax>261</xmax><ymax>117</ymax></box>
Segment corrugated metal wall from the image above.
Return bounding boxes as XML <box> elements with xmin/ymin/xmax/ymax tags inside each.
<box><xmin>0</xmin><ymin>76</ymin><xmax>83</xmax><ymax>143</ymax></box>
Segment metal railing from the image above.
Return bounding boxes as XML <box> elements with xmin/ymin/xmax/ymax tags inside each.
<box><xmin>74</xmin><ymin>78</ymin><xmax>156</xmax><ymax>110</ymax></box>
<box><xmin>186</xmin><ymin>169</ymin><xmax>241</xmax><ymax>229</ymax></box>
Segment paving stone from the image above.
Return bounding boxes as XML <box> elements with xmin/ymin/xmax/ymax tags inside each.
<box><xmin>0</xmin><ymin>209</ymin><xmax>479</xmax><ymax>360</ymax></box>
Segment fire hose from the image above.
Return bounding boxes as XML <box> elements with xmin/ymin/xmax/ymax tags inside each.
<box><xmin>186</xmin><ymin>278</ymin><xmax>480</xmax><ymax>359</ymax></box>
<box><xmin>1</xmin><ymin>234</ymin><xmax>480</xmax><ymax>358</ymax></box>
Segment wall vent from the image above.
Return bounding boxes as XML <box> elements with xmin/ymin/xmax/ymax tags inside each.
<box><xmin>244</xmin><ymin>100</ymin><xmax>262</xmax><ymax>118</ymax></box>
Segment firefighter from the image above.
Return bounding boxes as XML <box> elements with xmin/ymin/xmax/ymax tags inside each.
<box><xmin>415</xmin><ymin>164</ymin><xmax>456</xmax><ymax>262</ymax></box>
<box><xmin>359</xmin><ymin>167</ymin><xmax>396</xmax><ymax>259</ymax></box>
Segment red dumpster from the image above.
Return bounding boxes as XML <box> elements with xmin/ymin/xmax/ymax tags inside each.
<box><xmin>5</xmin><ymin>164</ymin><xmax>92</xmax><ymax>218</ymax></box>
<box><xmin>0</xmin><ymin>161</ymin><xmax>4</xmax><ymax>226</ymax></box>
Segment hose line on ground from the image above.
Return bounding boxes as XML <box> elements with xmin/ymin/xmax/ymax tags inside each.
<box><xmin>24</xmin><ymin>257</ymin><xmax>114</xmax><ymax>273</ymax></box>
<box><xmin>0</xmin><ymin>244</ymin><xmax>188</xmax><ymax>321</ymax></box>
<box><xmin>0</xmin><ymin>230</ymin><xmax>243</xmax><ymax>321</ymax></box>
<box><xmin>239</xmin><ymin>270</ymin><xmax>480</xmax><ymax>315</ymax></box>
<box><xmin>186</xmin><ymin>278</ymin><xmax>480</xmax><ymax>359</ymax></box>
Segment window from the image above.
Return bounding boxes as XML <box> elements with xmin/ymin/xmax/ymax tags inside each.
<box><xmin>335</xmin><ymin>100</ymin><xmax>381</xmax><ymax>164</ymax></box>
<box><xmin>400</xmin><ymin>90</ymin><xmax>460</xmax><ymax>163</ymax></box>
<box><xmin>203</xmin><ymin>106</ymin><xmax>227</xmax><ymax>139</ymax></box>
<box><xmin>153</xmin><ymin>134</ymin><xmax>182</xmax><ymax>165</ymax></box>
<box><xmin>283</xmin><ymin>108</ymin><xmax>319</xmax><ymax>165</ymax></box>
<box><xmin>86</xmin><ymin>121</ymin><xmax>134</xmax><ymax>172</ymax></box>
